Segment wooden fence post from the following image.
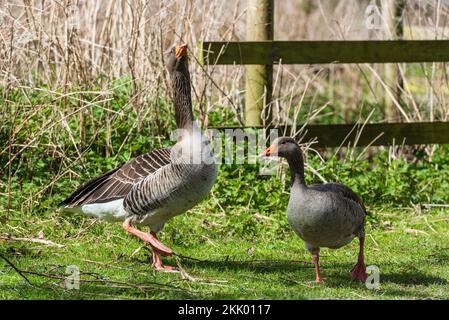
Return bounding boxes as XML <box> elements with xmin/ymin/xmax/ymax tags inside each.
<box><xmin>244</xmin><ymin>0</ymin><xmax>274</xmax><ymax>126</ymax></box>
<box><xmin>394</xmin><ymin>0</ymin><xmax>405</xmax><ymax>104</ymax></box>
<box><xmin>383</xmin><ymin>0</ymin><xmax>404</xmax><ymax>121</ymax></box>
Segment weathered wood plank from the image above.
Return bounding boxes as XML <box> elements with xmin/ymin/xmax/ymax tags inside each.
<box><xmin>244</xmin><ymin>0</ymin><xmax>274</xmax><ymax>126</ymax></box>
<box><xmin>211</xmin><ymin>122</ymin><xmax>449</xmax><ymax>147</ymax></box>
<box><xmin>199</xmin><ymin>41</ymin><xmax>449</xmax><ymax>65</ymax></box>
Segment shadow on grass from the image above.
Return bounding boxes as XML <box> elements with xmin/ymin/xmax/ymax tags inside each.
<box><xmin>179</xmin><ymin>256</ymin><xmax>448</xmax><ymax>288</ymax></box>
<box><xmin>382</xmin><ymin>269</ymin><xmax>447</xmax><ymax>285</ymax></box>
<box><xmin>179</xmin><ymin>257</ymin><xmax>314</xmax><ymax>273</ymax></box>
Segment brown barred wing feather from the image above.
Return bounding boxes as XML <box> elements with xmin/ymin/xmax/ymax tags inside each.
<box><xmin>60</xmin><ymin>148</ymin><xmax>172</xmax><ymax>207</ymax></box>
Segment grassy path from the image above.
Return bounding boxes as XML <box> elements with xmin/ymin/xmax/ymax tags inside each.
<box><xmin>1</xmin><ymin>207</ymin><xmax>448</xmax><ymax>299</ymax></box>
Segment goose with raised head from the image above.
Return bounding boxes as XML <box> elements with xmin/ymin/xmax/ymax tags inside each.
<box><xmin>261</xmin><ymin>137</ymin><xmax>367</xmax><ymax>283</ymax></box>
<box><xmin>60</xmin><ymin>44</ymin><xmax>218</xmax><ymax>271</ymax></box>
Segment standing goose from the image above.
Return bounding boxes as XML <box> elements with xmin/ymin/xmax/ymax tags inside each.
<box><xmin>261</xmin><ymin>137</ymin><xmax>367</xmax><ymax>283</ymax></box>
<box><xmin>60</xmin><ymin>44</ymin><xmax>218</xmax><ymax>271</ymax></box>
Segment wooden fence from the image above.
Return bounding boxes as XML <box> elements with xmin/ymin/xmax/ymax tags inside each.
<box><xmin>212</xmin><ymin>122</ymin><xmax>449</xmax><ymax>148</ymax></box>
<box><xmin>200</xmin><ymin>40</ymin><xmax>449</xmax><ymax>65</ymax></box>
<box><xmin>199</xmin><ymin>40</ymin><xmax>449</xmax><ymax>147</ymax></box>
<box><xmin>198</xmin><ymin>0</ymin><xmax>449</xmax><ymax>147</ymax></box>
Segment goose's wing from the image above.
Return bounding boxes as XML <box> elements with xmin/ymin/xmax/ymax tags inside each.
<box><xmin>123</xmin><ymin>161</ymin><xmax>182</xmax><ymax>215</ymax></box>
<box><xmin>60</xmin><ymin>148</ymin><xmax>172</xmax><ymax>208</ymax></box>
<box><xmin>309</xmin><ymin>182</ymin><xmax>366</xmax><ymax>235</ymax></box>
<box><xmin>309</xmin><ymin>182</ymin><xmax>366</xmax><ymax>212</ymax></box>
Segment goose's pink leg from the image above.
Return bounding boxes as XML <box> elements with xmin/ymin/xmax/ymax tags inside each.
<box><xmin>122</xmin><ymin>219</ymin><xmax>173</xmax><ymax>256</ymax></box>
<box><xmin>151</xmin><ymin>241</ymin><xmax>178</xmax><ymax>272</ymax></box>
<box><xmin>350</xmin><ymin>235</ymin><xmax>367</xmax><ymax>281</ymax></box>
<box><xmin>312</xmin><ymin>254</ymin><xmax>323</xmax><ymax>283</ymax></box>
<box><xmin>123</xmin><ymin>219</ymin><xmax>178</xmax><ymax>272</ymax></box>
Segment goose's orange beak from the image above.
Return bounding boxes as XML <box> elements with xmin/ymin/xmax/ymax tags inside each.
<box><xmin>260</xmin><ymin>145</ymin><xmax>275</xmax><ymax>158</ymax></box>
<box><xmin>175</xmin><ymin>44</ymin><xmax>188</xmax><ymax>58</ymax></box>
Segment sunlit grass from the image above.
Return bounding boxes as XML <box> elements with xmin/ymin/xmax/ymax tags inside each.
<box><xmin>1</xmin><ymin>205</ymin><xmax>448</xmax><ymax>300</ymax></box>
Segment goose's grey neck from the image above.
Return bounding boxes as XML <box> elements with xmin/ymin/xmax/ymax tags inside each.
<box><xmin>172</xmin><ymin>70</ymin><xmax>194</xmax><ymax>131</ymax></box>
<box><xmin>286</xmin><ymin>148</ymin><xmax>306</xmax><ymax>187</ymax></box>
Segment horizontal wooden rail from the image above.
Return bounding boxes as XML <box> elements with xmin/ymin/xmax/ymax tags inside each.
<box><xmin>211</xmin><ymin>122</ymin><xmax>449</xmax><ymax>147</ymax></box>
<box><xmin>199</xmin><ymin>40</ymin><xmax>449</xmax><ymax>65</ymax></box>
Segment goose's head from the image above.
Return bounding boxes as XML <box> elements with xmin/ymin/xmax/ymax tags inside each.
<box><xmin>165</xmin><ymin>44</ymin><xmax>189</xmax><ymax>75</ymax></box>
<box><xmin>261</xmin><ymin>136</ymin><xmax>300</xmax><ymax>159</ymax></box>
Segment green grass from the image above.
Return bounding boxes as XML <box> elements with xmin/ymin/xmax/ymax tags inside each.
<box><xmin>2</xmin><ymin>145</ymin><xmax>449</xmax><ymax>300</ymax></box>
<box><xmin>2</xmin><ymin>87</ymin><xmax>449</xmax><ymax>299</ymax></box>
<box><xmin>1</xmin><ymin>204</ymin><xmax>448</xmax><ymax>300</ymax></box>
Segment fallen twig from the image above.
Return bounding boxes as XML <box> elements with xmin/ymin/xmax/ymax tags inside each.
<box><xmin>421</xmin><ymin>203</ymin><xmax>449</xmax><ymax>209</ymax></box>
<box><xmin>279</xmin><ymin>276</ymin><xmax>316</xmax><ymax>288</ymax></box>
<box><xmin>0</xmin><ymin>235</ymin><xmax>65</xmax><ymax>248</ymax></box>
<box><xmin>0</xmin><ymin>253</ymin><xmax>35</xmax><ymax>287</ymax></box>
<box><xmin>176</xmin><ymin>260</ymin><xmax>196</xmax><ymax>282</ymax></box>
<box><xmin>174</xmin><ymin>253</ymin><xmax>207</xmax><ymax>262</ymax></box>
<box><xmin>404</xmin><ymin>228</ymin><xmax>429</xmax><ymax>236</ymax></box>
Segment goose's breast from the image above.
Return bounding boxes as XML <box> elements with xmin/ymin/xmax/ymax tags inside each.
<box><xmin>133</xmin><ymin>163</ymin><xmax>218</xmax><ymax>226</ymax></box>
<box><xmin>170</xmin><ymin>163</ymin><xmax>218</xmax><ymax>210</ymax></box>
<box><xmin>287</xmin><ymin>193</ymin><xmax>358</xmax><ymax>248</ymax></box>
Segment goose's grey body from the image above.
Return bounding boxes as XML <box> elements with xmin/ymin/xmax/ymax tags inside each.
<box><xmin>262</xmin><ymin>136</ymin><xmax>367</xmax><ymax>282</ymax></box>
<box><xmin>287</xmin><ymin>182</ymin><xmax>365</xmax><ymax>252</ymax></box>
<box><xmin>61</xmin><ymin>43</ymin><xmax>218</xmax><ymax>234</ymax></box>
<box><xmin>63</xmin><ymin>124</ymin><xmax>217</xmax><ymax>232</ymax></box>
<box><xmin>125</xmin><ymin>125</ymin><xmax>218</xmax><ymax>230</ymax></box>
<box><xmin>60</xmin><ymin>45</ymin><xmax>218</xmax><ymax>271</ymax></box>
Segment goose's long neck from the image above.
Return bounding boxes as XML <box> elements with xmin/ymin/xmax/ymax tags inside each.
<box><xmin>286</xmin><ymin>148</ymin><xmax>306</xmax><ymax>187</ymax></box>
<box><xmin>172</xmin><ymin>70</ymin><xmax>194</xmax><ymax>132</ymax></box>
<box><xmin>171</xmin><ymin>67</ymin><xmax>214</xmax><ymax>166</ymax></box>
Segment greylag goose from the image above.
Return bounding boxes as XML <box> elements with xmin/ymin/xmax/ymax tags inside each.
<box><xmin>60</xmin><ymin>44</ymin><xmax>218</xmax><ymax>271</ymax></box>
<box><xmin>261</xmin><ymin>137</ymin><xmax>367</xmax><ymax>283</ymax></box>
